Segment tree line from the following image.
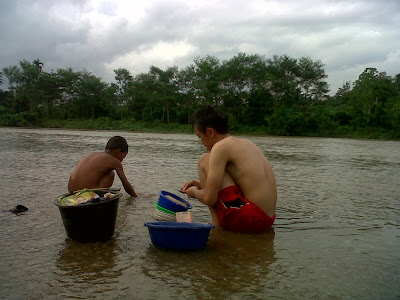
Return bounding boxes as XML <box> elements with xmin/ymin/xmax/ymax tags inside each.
<box><xmin>0</xmin><ymin>53</ymin><xmax>399</xmax><ymax>139</ymax></box>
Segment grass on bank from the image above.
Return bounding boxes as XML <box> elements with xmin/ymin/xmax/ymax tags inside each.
<box><xmin>42</xmin><ymin>118</ymin><xmax>194</xmax><ymax>134</ymax></box>
<box><xmin>1</xmin><ymin>112</ymin><xmax>397</xmax><ymax>140</ymax></box>
<box><xmin>41</xmin><ymin>118</ymin><xmax>398</xmax><ymax>140</ymax></box>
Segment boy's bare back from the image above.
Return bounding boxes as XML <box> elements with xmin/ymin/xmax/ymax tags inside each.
<box><xmin>68</xmin><ymin>152</ymin><xmax>120</xmax><ymax>192</ymax></box>
<box><xmin>68</xmin><ymin>136</ymin><xmax>137</xmax><ymax>197</ymax></box>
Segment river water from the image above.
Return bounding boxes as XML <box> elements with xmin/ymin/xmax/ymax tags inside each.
<box><xmin>0</xmin><ymin>127</ymin><xmax>399</xmax><ymax>299</ymax></box>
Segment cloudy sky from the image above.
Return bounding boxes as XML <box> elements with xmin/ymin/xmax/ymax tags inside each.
<box><xmin>1</xmin><ymin>0</ymin><xmax>399</xmax><ymax>94</ymax></box>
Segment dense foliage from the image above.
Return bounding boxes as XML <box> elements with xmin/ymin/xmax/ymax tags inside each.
<box><xmin>1</xmin><ymin>54</ymin><xmax>399</xmax><ymax>139</ymax></box>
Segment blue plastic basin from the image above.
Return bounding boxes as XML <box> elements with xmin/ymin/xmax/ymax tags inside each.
<box><xmin>158</xmin><ymin>191</ymin><xmax>192</xmax><ymax>212</ymax></box>
<box><xmin>144</xmin><ymin>222</ymin><xmax>215</xmax><ymax>250</ymax></box>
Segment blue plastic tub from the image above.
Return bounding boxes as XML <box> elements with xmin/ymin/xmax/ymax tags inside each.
<box><xmin>144</xmin><ymin>222</ymin><xmax>215</xmax><ymax>250</ymax></box>
<box><xmin>158</xmin><ymin>191</ymin><xmax>192</xmax><ymax>212</ymax></box>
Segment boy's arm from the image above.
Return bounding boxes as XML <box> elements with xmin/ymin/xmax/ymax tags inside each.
<box><xmin>115</xmin><ymin>165</ymin><xmax>138</xmax><ymax>197</ymax></box>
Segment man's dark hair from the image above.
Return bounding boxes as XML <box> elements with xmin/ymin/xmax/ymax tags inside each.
<box><xmin>106</xmin><ymin>136</ymin><xmax>128</xmax><ymax>152</ymax></box>
<box><xmin>192</xmin><ymin>105</ymin><xmax>229</xmax><ymax>134</ymax></box>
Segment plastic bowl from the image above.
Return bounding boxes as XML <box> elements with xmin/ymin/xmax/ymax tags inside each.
<box><xmin>144</xmin><ymin>222</ymin><xmax>215</xmax><ymax>250</ymax></box>
<box><xmin>153</xmin><ymin>203</ymin><xmax>177</xmax><ymax>221</ymax></box>
<box><xmin>155</xmin><ymin>203</ymin><xmax>176</xmax><ymax>214</ymax></box>
<box><xmin>158</xmin><ymin>191</ymin><xmax>192</xmax><ymax>212</ymax></box>
<box><xmin>152</xmin><ymin>210</ymin><xmax>177</xmax><ymax>221</ymax></box>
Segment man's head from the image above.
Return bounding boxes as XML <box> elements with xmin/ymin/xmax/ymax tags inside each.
<box><xmin>192</xmin><ymin>105</ymin><xmax>229</xmax><ymax>134</ymax></box>
<box><xmin>106</xmin><ymin>136</ymin><xmax>128</xmax><ymax>153</ymax></box>
<box><xmin>192</xmin><ymin>105</ymin><xmax>229</xmax><ymax>151</ymax></box>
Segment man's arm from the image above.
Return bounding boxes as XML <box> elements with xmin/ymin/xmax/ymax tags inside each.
<box><xmin>181</xmin><ymin>154</ymin><xmax>208</xmax><ymax>192</ymax></box>
<box><xmin>181</xmin><ymin>179</ymin><xmax>201</xmax><ymax>191</ymax></box>
<box><xmin>187</xmin><ymin>142</ymin><xmax>228</xmax><ymax>205</ymax></box>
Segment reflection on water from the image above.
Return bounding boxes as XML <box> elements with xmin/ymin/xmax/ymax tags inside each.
<box><xmin>141</xmin><ymin>228</ymin><xmax>275</xmax><ymax>298</ymax></box>
<box><xmin>56</xmin><ymin>239</ymin><xmax>119</xmax><ymax>283</ymax></box>
<box><xmin>0</xmin><ymin>128</ymin><xmax>399</xmax><ymax>299</ymax></box>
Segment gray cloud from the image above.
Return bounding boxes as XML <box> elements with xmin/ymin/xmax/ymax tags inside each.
<box><xmin>1</xmin><ymin>0</ymin><xmax>399</xmax><ymax>94</ymax></box>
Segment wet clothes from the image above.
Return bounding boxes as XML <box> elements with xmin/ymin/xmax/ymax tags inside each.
<box><xmin>214</xmin><ymin>186</ymin><xmax>276</xmax><ymax>233</ymax></box>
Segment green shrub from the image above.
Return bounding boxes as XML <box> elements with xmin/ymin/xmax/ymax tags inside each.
<box><xmin>0</xmin><ymin>113</ymin><xmax>19</xmax><ymax>126</ymax></box>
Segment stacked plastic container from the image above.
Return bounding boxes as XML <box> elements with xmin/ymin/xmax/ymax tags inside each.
<box><xmin>152</xmin><ymin>191</ymin><xmax>192</xmax><ymax>221</ymax></box>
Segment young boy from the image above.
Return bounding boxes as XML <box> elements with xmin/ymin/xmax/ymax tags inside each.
<box><xmin>68</xmin><ymin>136</ymin><xmax>138</xmax><ymax>197</ymax></box>
<box><xmin>181</xmin><ymin>106</ymin><xmax>277</xmax><ymax>233</ymax></box>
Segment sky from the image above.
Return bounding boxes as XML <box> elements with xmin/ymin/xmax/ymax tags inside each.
<box><xmin>1</xmin><ymin>0</ymin><xmax>399</xmax><ymax>95</ymax></box>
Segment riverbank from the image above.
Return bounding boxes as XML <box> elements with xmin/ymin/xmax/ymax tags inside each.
<box><xmin>1</xmin><ymin>117</ymin><xmax>397</xmax><ymax>140</ymax></box>
<box><xmin>43</xmin><ymin>118</ymin><xmax>400</xmax><ymax>140</ymax></box>
<box><xmin>42</xmin><ymin>118</ymin><xmax>194</xmax><ymax>134</ymax></box>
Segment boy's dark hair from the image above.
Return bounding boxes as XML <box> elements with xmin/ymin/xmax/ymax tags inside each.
<box><xmin>106</xmin><ymin>136</ymin><xmax>128</xmax><ymax>153</ymax></box>
<box><xmin>192</xmin><ymin>105</ymin><xmax>229</xmax><ymax>134</ymax></box>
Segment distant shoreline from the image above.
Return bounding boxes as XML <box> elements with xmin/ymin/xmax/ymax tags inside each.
<box><xmin>1</xmin><ymin>119</ymin><xmax>397</xmax><ymax>141</ymax></box>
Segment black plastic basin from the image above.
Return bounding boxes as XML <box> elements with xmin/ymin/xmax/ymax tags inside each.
<box><xmin>55</xmin><ymin>189</ymin><xmax>122</xmax><ymax>242</ymax></box>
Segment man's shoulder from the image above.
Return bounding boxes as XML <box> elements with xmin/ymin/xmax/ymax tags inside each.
<box><xmin>212</xmin><ymin>137</ymin><xmax>243</xmax><ymax>156</ymax></box>
<box><xmin>217</xmin><ymin>136</ymin><xmax>248</xmax><ymax>148</ymax></box>
<box><xmin>214</xmin><ymin>136</ymin><xmax>259</xmax><ymax>159</ymax></box>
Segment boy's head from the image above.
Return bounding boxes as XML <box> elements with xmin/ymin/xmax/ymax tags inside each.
<box><xmin>192</xmin><ymin>105</ymin><xmax>229</xmax><ymax>134</ymax></box>
<box><xmin>106</xmin><ymin>136</ymin><xmax>128</xmax><ymax>153</ymax></box>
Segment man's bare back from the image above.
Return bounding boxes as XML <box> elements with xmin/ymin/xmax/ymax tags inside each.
<box><xmin>183</xmin><ymin>131</ymin><xmax>277</xmax><ymax>217</ymax></box>
<box><xmin>209</xmin><ymin>136</ymin><xmax>277</xmax><ymax>217</ymax></box>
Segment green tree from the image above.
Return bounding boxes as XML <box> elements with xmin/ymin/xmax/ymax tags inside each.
<box><xmin>18</xmin><ymin>59</ymin><xmax>44</xmax><ymax>111</ymax></box>
<box><xmin>2</xmin><ymin>60</ymin><xmax>44</xmax><ymax>121</ymax></box>
<box><xmin>114</xmin><ymin>68</ymin><xmax>133</xmax><ymax>119</ymax></box>
<box><xmin>33</xmin><ymin>59</ymin><xmax>44</xmax><ymax>72</ymax></box>
<box><xmin>335</xmin><ymin>81</ymin><xmax>352</xmax><ymax>99</ymax></box>
<box><xmin>176</xmin><ymin>65</ymin><xmax>197</xmax><ymax>123</ymax></box>
<box><xmin>221</xmin><ymin>53</ymin><xmax>265</xmax><ymax>123</ymax></box>
<box><xmin>1</xmin><ymin>54</ymin><xmax>398</xmax><ymax>139</ymax></box>
<box><xmin>129</xmin><ymin>72</ymin><xmax>159</xmax><ymax>121</ymax></box>
<box><xmin>56</xmin><ymin>68</ymin><xmax>83</xmax><ymax>119</ymax></box>
<box><xmin>2</xmin><ymin>66</ymin><xmax>20</xmax><ymax>87</ymax></box>
<box><xmin>192</xmin><ymin>56</ymin><xmax>223</xmax><ymax>107</ymax></box>
<box><xmin>266</xmin><ymin>54</ymin><xmax>300</xmax><ymax>108</ymax></box>
<box><xmin>148</xmin><ymin>66</ymin><xmax>179</xmax><ymax>123</ymax></box>
<box><xmin>37</xmin><ymin>71</ymin><xmax>61</xmax><ymax>118</ymax></box>
<box><xmin>266</xmin><ymin>55</ymin><xmax>329</xmax><ymax>108</ymax></box>
<box><xmin>297</xmin><ymin>57</ymin><xmax>329</xmax><ymax>102</ymax></box>
<box><xmin>350</xmin><ymin>68</ymin><xmax>395</xmax><ymax>128</ymax></box>
<box><xmin>78</xmin><ymin>71</ymin><xmax>108</xmax><ymax>119</ymax></box>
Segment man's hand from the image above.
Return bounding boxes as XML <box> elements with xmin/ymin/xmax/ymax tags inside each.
<box><xmin>181</xmin><ymin>180</ymin><xmax>201</xmax><ymax>193</ymax></box>
<box><xmin>185</xmin><ymin>186</ymin><xmax>198</xmax><ymax>198</ymax></box>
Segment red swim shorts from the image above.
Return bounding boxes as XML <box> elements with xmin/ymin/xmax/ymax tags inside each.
<box><xmin>214</xmin><ymin>186</ymin><xmax>276</xmax><ymax>233</ymax></box>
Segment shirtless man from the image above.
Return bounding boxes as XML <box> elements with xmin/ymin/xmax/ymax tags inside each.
<box><xmin>181</xmin><ymin>106</ymin><xmax>277</xmax><ymax>232</ymax></box>
<box><xmin>68</xmin><ymin>136</ymin><xmax>138</xmax><ymax>197</ymax></box>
